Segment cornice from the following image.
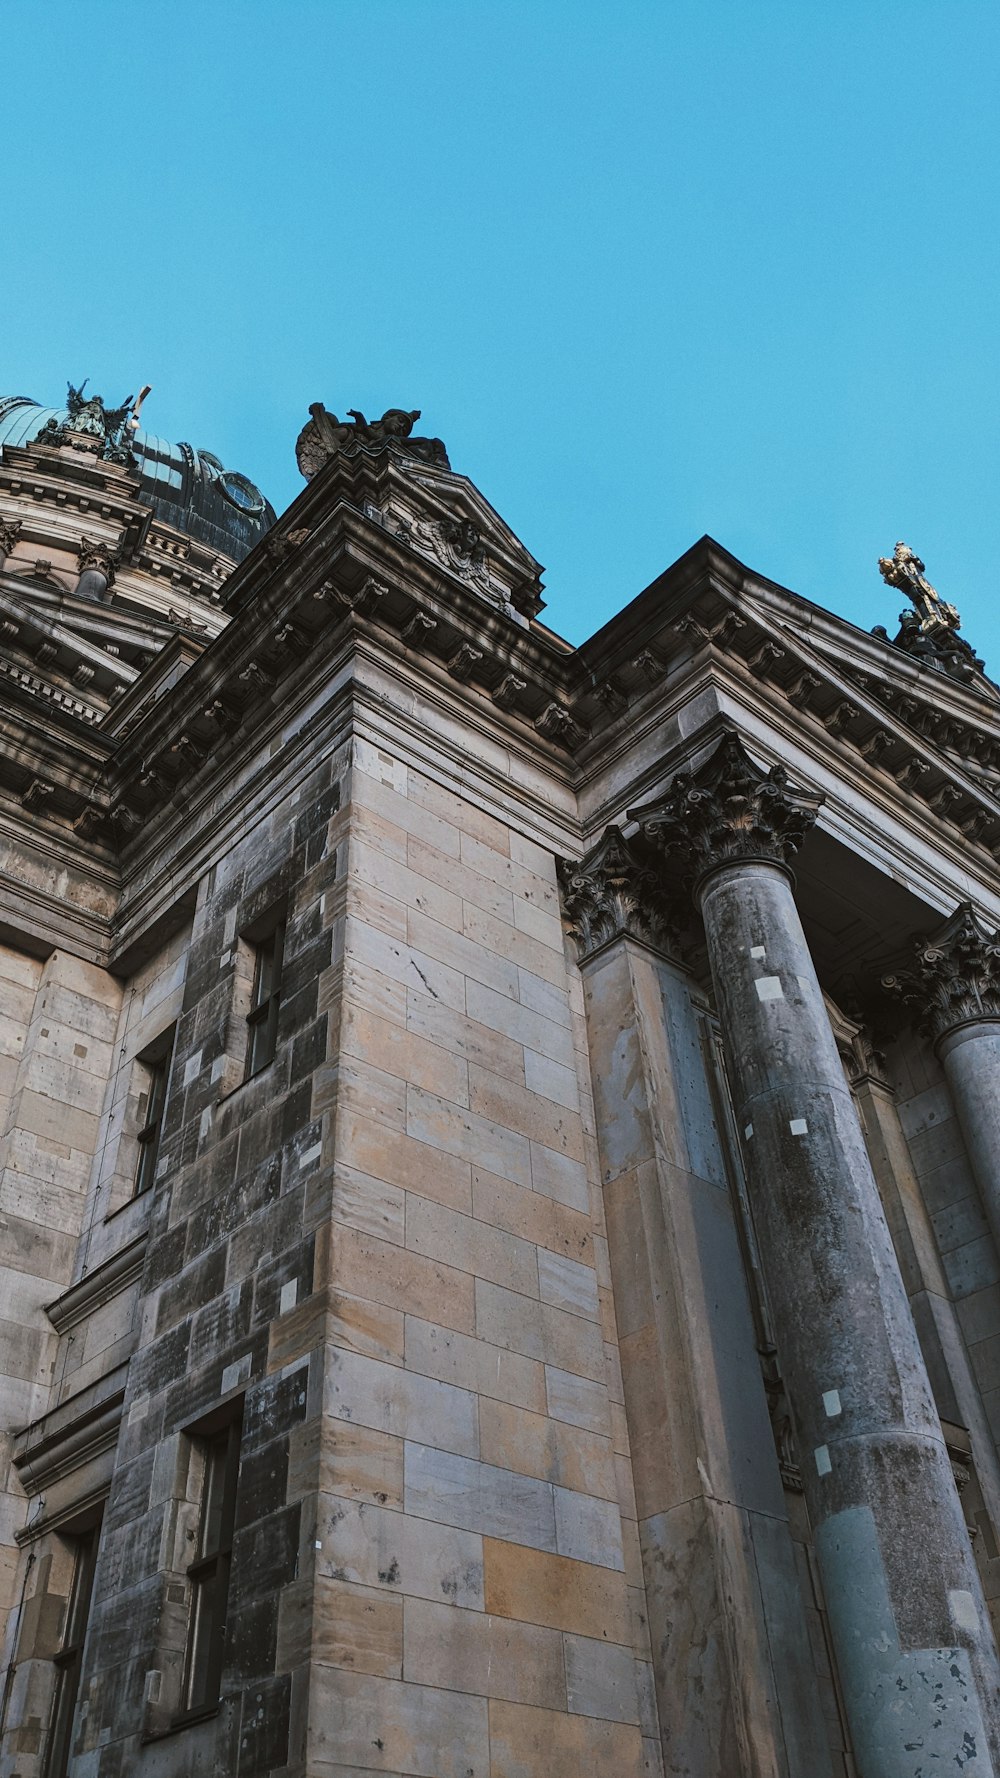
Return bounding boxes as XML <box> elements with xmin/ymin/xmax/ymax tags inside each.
<box><xmin>13</xmin><ymin>1365</ymin><xmax>129</xmax><ymax>1503</ymax></box>
<box><xmin>46</xmin><ymin>1234</ymin><xmax>148</xmax><ymax>1334</ymax></box>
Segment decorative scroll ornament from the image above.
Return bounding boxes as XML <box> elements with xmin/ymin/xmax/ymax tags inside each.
<box><xmin>295</xmin><ymin>403</ymin><xmax>450</xmax><ymax>479</ymax></box>
<box><xmin>557</xmin><ymin>826</ymin><xmax>677</xmax><ymax>962</ymax></box>
<box><xmin>631</xmin><ymin>731</ymin><xmax>823</xmax><ymax>897</ymax></box>
<box><xmin>882</xmin><ymin>902</ymin><xmax>1000</xmax><ymax>1044</ymax></box>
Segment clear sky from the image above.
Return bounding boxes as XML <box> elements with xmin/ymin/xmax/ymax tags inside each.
<box><xmin>4</xmin><ymin>2</ymin><xmax>999</xmax><ymax>659</ymax></box>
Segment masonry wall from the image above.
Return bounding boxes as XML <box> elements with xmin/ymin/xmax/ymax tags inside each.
<box><xmin>0</xmin><ymin>947</ymin><xmax>121</xmax><ymax>1671</ymax></box>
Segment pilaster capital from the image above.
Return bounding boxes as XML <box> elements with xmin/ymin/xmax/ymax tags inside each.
<box><xmin>557</xmin><ymin>826</ymin><xmax>677</xmax><ymax>962</ymax></box>
<box><xmin>882</xmin><ymin>902</ymin><xmax>1000</xmax><ymax>1044</ymax></box>
<box><xmin>630</xmin><ymin>730</ymin><xmax>823</xmax><ymax>897</ymax></box>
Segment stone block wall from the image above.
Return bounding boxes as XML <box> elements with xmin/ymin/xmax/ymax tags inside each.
<box><xmin>0</xmin><ymin>949</ymin><xmax>121</xmax><ymax>1664</ymax></box>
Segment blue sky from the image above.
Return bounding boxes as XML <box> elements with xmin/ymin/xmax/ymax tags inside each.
<box><xmin>4</xmin><ymin>2</ymin><xmax>999</xmax><ymax>658</ymax></box>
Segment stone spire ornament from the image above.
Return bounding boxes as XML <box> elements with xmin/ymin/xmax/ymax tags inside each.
<box><xmin>882</xmin><ymin>902</ymin><xmax>1000</xmax><ymax>1045</ymax></box>
<box><xmin>875</xmin><ymin>542</ymin><xmax>988</xmax><ymax>684</ymax></box>
<box><xmin>631</xmin><ymin>730</ymin><xmax>823</xmax><ymax>896</ymax></box>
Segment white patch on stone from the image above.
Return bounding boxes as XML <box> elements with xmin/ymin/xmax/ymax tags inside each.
<box><xmin>211</xmin><ymin>1056</ymin><xmax>225</xmax><ymax>1082</ymax></box>
<box><xmin>949</xmin><ymin>1588</ymin><xmax>979</xmax><ymax>1633</ymax></box>
<box><xmin>789</xmin><ymin>1117</ymin><xmax>808</xmax><ymax>1135</ymax></box>
<box><xmin>218</xmin><ymin>951</ymin><xmax>232</xmax><ymax>969</ymax></box>
<box><xmin>744</xmin><ymin>1123</ymin><xmax>753</xmax><ymax>1140</ymax></box>
<box><xmin>221</xmin><ymin>1354</ymin><xmax>252</xmax><ymax>1394</ymax></box>
<box><xmin>223</xmin><ymin>907</ymin><xmax>238</xmax><ymax>944</ymax></box>
<box><xmin>279</xmin><ymin>1279</ymin><xmax>298</xmax><ymax>1315</ymax></box>
<box><xmin>755</xmin><ymin>976</ymin><xmax>784</xmax><ymax>1001</ymax></box>
<box><xmin>315</xmin><ymin>1540</ymin><xmax>323</xmax><ymax>1549</ymax></box>
<box><xmin>299</xmin><ymin>1142</ymin><xmax>322</xmax><ymax>1170</ymax></box>
<box><xmin>814</xmin><ymin>1445</ymin><xmax>832</xmax><ymax>1476</ymax></box>
<box><xmin>750</xmin><ymin>945</ymin><xmax>766</xmax><ymax>959</ymax></box>
<box><xmin>822</xmin><ymin>1389</ymin><xmax>842</xmax><ymax>1418</ymax></box>
<box><xmin>183</xmin><ymin>1049</ymin><xmax>203</xmax><ymax>1085</ymax></box>
<box><xmin>796</xmin><ymin>974</ymin><xmax>810</xmax><ymax>991</ymax></box>
<box><xmin>199</xmin><ymin>1107</ymin><xmax>213</xmax><ymax>1141</ymax></box>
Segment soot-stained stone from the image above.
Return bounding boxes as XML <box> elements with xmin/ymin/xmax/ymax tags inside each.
<box><xmin>128</xmin><ymin>1320</ymin><xmax>192</xmax><ymax>1398</ymax></box>
<box><xmin>235</xmin><ymin>1438</ymin><xmax>291</xmax><ymax>1531</ymax></box>
<box><xmin>244</xmin><ymin>1365</ymin><xmax>310</xmax><ymax>1450</ymax></box>
<box><xmin>225</xmin><ymin>1590</ymin><xmax>279</xmax><ymax>1685</ymax></box>
<box><xmin>155</xmin><ymin>1246</ymin><xmax>228</xmax><ymax>1335</ymax></box>
<box><xmin>143</xmin><ymin>1224</ymin><xmax>187</xmax><ymax>1291</ymax></box>
<box><xmin>237</xmin><ymin>1672</ymin><xmax>291</xmax><ymax>1776</ymax></box>
<box><xmin>230</xmin><ymin>1503</ymin><xmax>301</xmax><ymax>1606</ymax></box>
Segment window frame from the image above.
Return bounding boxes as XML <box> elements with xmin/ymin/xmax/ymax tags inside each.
<box><xmin>42</xmin><ymin>1514</ymin><xmax>103</xmax><ymax>1778</ymax></box>
<box><xmin>132</xmin><ymin>1026</ymin><xmax>175</xmax><ymax>1198</ymax></box>
<box><xmin>176</xmin><ymin>1404</ymin><xmax>244</xmax><ymax>1724</ymax></box>
<box><xmin>245</xmin><ymin>917</ymin><xmax>285</xmax><ymax>1080</ymax></box>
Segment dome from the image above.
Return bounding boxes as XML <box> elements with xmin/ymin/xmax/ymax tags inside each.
<box><xmin>0</xmin><ymin>393</ymin><xmax>276</xmax><ymax>563</ymax></box>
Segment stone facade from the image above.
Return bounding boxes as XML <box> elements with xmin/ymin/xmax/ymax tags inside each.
<box><xmin>2</xmin><ymin>395</ymin><xmax>1000</xmax><ymax>1777</ymax></box>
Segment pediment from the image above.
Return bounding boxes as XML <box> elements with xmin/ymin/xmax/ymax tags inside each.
<box><xmin>371</xmin><ymin>454</ymin><xmax>544</xmax><ymax>624</ymax></box>
<box><xmin>0</xmin><ymin>577</ymin><xmax>178</xmax><ymax>726</ymax></box>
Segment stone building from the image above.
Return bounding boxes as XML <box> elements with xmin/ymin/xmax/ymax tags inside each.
<box><xmin>1</xmin><ymin>384</ymin><xmax>1000</xmax><ymax>1778</ymax></box>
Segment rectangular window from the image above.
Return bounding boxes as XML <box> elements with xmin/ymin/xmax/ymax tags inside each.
<box><xmin>182</xmin><ymin>1408</ymin><xmax>243</xmax><ymax>1716</ymax></box>
<box><xmin>245</xmin><ymin>920</ymin><xmax>285</xmax><ymax>1079</ymax></box>
<box><xmin>44</xmin><ymin>1517</ymin><xmax>102</xmax><ymax>1778</ymax></box>
<box><xmin>132</xmin><ymin>1030</ymin><xmax>174</xmax><ymax>1198</ymax></box>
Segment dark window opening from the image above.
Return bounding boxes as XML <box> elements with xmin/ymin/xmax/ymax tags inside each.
<box><xmin>133</xmin><ymin>1030</ymin><xmax>175</xmax><ymax>1198</ymax></box>
<box><xmin>181</xmin><ymin>1408</ymin><xmax>243</xmax><ymax>1716</ymax></box>
<box><xmin>246</xmin><ymin>920</ymin><xmax>285</xmax><ymax>1078</ymax></box>
<box><xmin>43</xmin><ymin>1516</ymin><xmax>102</xmax><ymax>1778</ymax></box>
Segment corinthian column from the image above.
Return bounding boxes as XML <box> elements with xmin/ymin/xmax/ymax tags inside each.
<box><xmin>885</xmin><ymin>905</ymin><xmax>1000</xmax><ymax>1257</ymax></box>
<box><xmin>634</xmin><ymin>731</ymin><xmax>1000</xmax><ymax>1778</ymax></box>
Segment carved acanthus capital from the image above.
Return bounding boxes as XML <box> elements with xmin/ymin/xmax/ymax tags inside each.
<box><xmin>0</xmin><ymin>516</ymin><xmax>22</xmax><ymax>558</ymax></box>
<box><xmin>882</xmin><ymin>902</ymin><xmax>1000</xmax><ymax>1044</ymax></box>
<box><xmin>77</xmin><ymin>536</ymin><xmax>120</xmax><ymax>587</ymax></box>
<box><xmin>631</xmin><ymin>731</ymin><xmax>823</xmax><ymax>897</ymax></box>
<box><xmin>557</xmin><ymin>826</ymin><xmax>676</xmax><ymax>962</ymax></box>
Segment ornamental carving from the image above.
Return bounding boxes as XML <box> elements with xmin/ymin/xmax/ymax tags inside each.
<box><xmin>0</xmin><ymin>516</ymin><xmax>22</xmax><ymax>557</ymax></box>
<box><xmin>882</xmin><ymin>902</ymin><xmax>1000</xmax><ymax>1044</ymax></box>
<box><xmin>77</xmin><ymin>536</ymin><xmax>120</xmax><ymax>588</ymax></box>
<box><xmin>295</xmin><ymin>403</ymin><xmax>450</xmax><ymax>479</ymax></box>
<box><xmin>557</xmin><ymin>826</ymin><xmax>678</xmax><ymax>962</ymax></box>
<box><xmin>631</xmin><ymin>730</ymin><xmax>823</xmax><ymax>896</ymax></box>
<box><xmin>876</xmin><ymin>542</ymin><xmax>987</xmax><ymax>685</ymax></box>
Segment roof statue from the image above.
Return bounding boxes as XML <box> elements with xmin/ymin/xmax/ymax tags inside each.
<box><xmin>35</xmin><ymin>379</ymin><xmax>139</xmax><ymax>467</ymax></box>
<box><xmin>878</xmin><ymin>541</ymin><xmax>962</xmax><ymax>636</ymax></box>
<box><xmin>295</xmin><ymin>402</ymin><xmax>450</xmax><ymax>480</ymax></box>
<box><xmin>876</xmin><ymin>540</ymin><xmax>988</xmax><ymax>686</ymax></box>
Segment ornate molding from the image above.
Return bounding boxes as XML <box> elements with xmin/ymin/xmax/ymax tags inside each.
<box><xmin>882</xmin><ymin>902</ymin><xmax>1000</xmax><ymax>1044</ymax></box>
<box><xmin>557</xmin><ymin>826</ymin><xmax>676</xmax><ymax>962</ymax></box>
<box><xmin>0</xmin><ymin>515</ymin><xmax>22</xmax><ymax>557</ymax></box>
<box><xmin>631</xmin><ymin>731</ymin><xmax>823</xmax><ymax>896</ymax></box>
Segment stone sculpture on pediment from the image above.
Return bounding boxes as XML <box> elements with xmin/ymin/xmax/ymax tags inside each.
<box><xmin>295</xmin><ymin>402</ymin><xmax>451</xmax><ymax>480</ymax></box>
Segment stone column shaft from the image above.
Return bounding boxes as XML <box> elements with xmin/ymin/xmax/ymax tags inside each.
<box><xmin>888</xmin><ymin>904</ymin><xmax>1000</xmax><ymax>1260</ymax></box>
<box><xmin>636</xmin><ymin>734</ymin><xmax>1000</xmax><ymax>1778</ymax></box>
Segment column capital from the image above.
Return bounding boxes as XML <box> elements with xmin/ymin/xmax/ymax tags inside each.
<box><xmin>630</xmin><ymin>730</ymin><xmax>823</xmax><ymax>895</ymax></box>
<box><xmin>557</xmin><ymin>826</ymin><xmax>677</xmax><ymax>962</ymax></box>
<box><xmin>883</xmin><ymin>901</ymin><xmax>1000</xmax><ymax>1044</ymax></box>
<box><xmin>76</xmin><ymin>534</ymin><xmax>119</xmax><ymax>590</ymax></box>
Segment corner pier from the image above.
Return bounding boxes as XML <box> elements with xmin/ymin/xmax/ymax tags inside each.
<box><xmin>635</xmin><ymin>732</ymin><xmax>1000</xmax><ymax>1778</ymax></box>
